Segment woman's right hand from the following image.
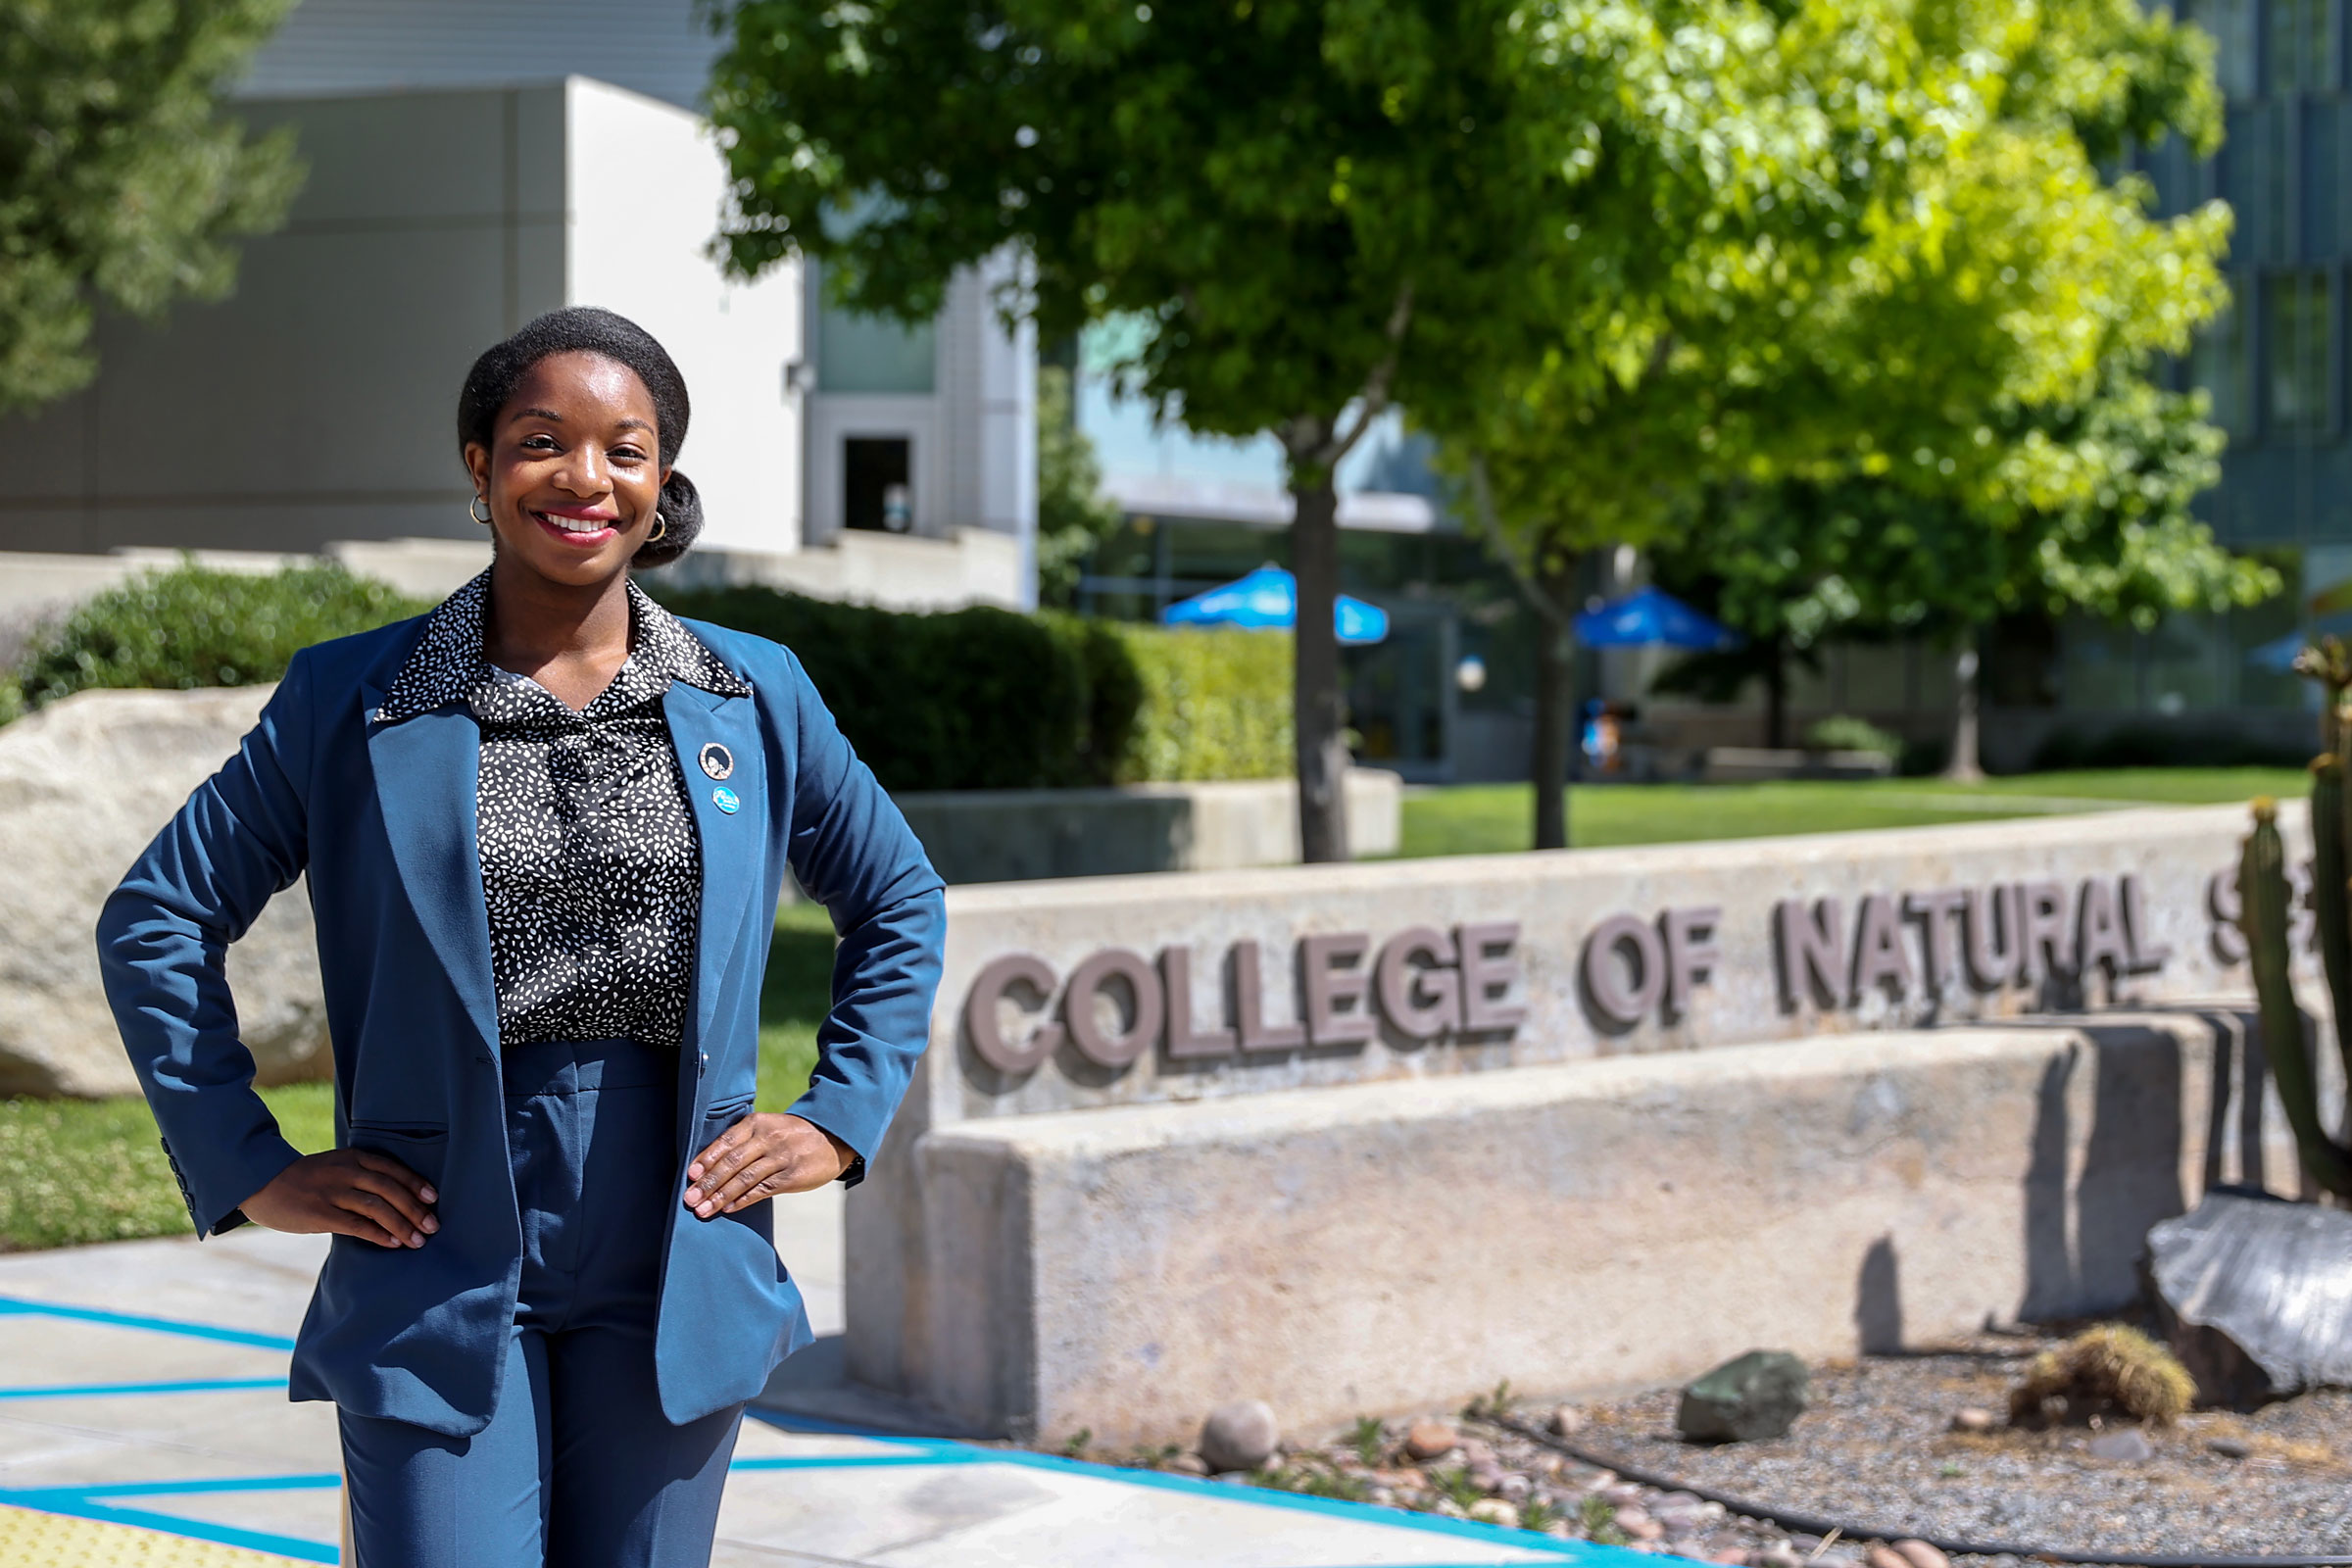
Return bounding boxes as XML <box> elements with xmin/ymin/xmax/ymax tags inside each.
<box><xmin>240</xmin><ymin>1150</ymin><xmax>439</xmax><ymax>1249</ymax></box>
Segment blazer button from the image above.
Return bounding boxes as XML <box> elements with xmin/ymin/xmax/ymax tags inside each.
<box><xmin>699</xmin><ymin>1051</ymin><xmax>710</xmax><ymax>1068</ymax></box>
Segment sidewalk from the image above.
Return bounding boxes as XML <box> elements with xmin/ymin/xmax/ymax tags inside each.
<box><xmin>0</xmin><ymin>1193</ymin><xmax>1642</xmax><ymax>1567</ymax></box>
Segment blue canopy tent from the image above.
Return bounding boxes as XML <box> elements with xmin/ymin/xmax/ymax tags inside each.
<box><xmin>1573</xmin><ymin>586</ymin><xmax>1742</xmax><ymax>651</ymax></box>
<box><xmin>1160</xmin><ymin>564</ymin><xmax>1391</xmax><ymax>645</ymax></box>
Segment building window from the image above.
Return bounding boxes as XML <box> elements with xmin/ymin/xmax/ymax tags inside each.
<box><xmin>2186</xmin><ymin>0</ymin><xmax>2258</xmax><ymax>100</ymax></box>
<box><xmin>2269</xmin><ymin>0</ymin><xmax>2333</xmax><ymax>94</ymax></box>
<box><xmin>845</xmin><ymin>437</ymin><xmax>914</xmax><ymax>532</ymax></box>
<box><xmin>2263</xmin><ymin>270</ymin><xmax>2332</xmax><ymax>436</ymax></box>
<box><xmin>2192</xmin><ymin>289</ymin><xmax>2249</xmax><ymax>434</ymax></box>
<box><xmin>817</xmin><ymin>304</ymin><xmax>936</xmax><ymax>394</ymax></box>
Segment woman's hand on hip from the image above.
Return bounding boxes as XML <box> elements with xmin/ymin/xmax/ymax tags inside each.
<box><xmin>240</xmin><ymin>1150</ymin><xmax>439</xmax><ymax>1249</ymax></box>
<box><xmin>685</xmin><ymin>1114</ymin><xmax>850</xmax><ymax>1218</ymax></box>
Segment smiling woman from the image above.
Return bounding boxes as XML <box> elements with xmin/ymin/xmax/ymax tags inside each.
<box><xmin>93</xmin><ymin>307</ymin><xmax>947</xmax><ymax>1568</ymax></box>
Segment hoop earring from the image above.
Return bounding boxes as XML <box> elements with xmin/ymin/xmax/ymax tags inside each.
<box><xmin>468</xmin><ymin>495</ymin><xmax>492</xmax><ymax>525</ymax></box>
<box><xmin>647</xmin><ymin>512</ymin><xmax>667</xmax><ymax>544</ymax></box>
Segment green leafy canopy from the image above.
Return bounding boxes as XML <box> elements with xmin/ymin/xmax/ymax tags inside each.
<box><xmin>0</xmin><ymin>0</ymin><xmax>304</xmax><ymax>413</ymax></box>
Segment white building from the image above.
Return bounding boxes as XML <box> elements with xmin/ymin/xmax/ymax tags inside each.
<box><xmin>0</xmin><ymin>0</ymin><xmax>1035</xmax><ymax>613</ymax></box>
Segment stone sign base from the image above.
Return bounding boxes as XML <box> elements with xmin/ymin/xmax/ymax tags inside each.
<box><xmin>849</xmin><ymin>1004</ymin><xmax>2312</xmax><ymax>1444</ymax></box>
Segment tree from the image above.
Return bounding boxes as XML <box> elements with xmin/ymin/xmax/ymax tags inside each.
<box><xmin>707</xmin><ymin>0</ymin><xmax>1974</xmax><ymax>859</ymax></box>
<box><xmin>1677</xmin><ymin>378</ymin><xmax>2274</xmax><ymax>778</ymax></box>
<box><xmin>1034</xmin><ymin>365</ymin><xmax>1123</xmax><ymax>610</ymax></box>
<box><xmin>1437</xmin><ymin>0</ymin><xmax>2235</xmax><ymax>839</ymax></box>
<box><xmin>0</xmin><ymin>0</ymin><xmax>303</xmax><ymax>413</ymax></box>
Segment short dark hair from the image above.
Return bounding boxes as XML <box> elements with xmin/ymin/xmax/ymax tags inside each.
<box><xmin>457</xmin><ymin>307</ymin><xmax>702</xmax><ymax>567</ymax></box>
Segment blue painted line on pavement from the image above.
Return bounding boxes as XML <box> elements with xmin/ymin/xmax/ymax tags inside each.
<box><xmin>743</xmin><ymin>1411</ymin><xmax>1650</xmax><ymax>1563</ymax></box>
<box><xmin>0</xmin><ymin>1296</ymin><xmax>297</xmax><ymax>1351</ymax></box>
<box><xmin>1</xmin><ymin>1474</ymin><xmax>339</xmax><ymax>1563</ymax></box>
<box><xmin>31</xmin><ymin>1474</ymin><xmax>341</xmax><ymax>1500</ymax></box>
<box><xmin>0</xmin><ymin>1377</ymin><xmax>287</xmax><ymax>1400</ymax></box>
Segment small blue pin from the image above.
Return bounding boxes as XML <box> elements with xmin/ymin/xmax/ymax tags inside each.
<box><xmin>711</xmin><ymin>785</ymin><xmax>740</xmax><ymax>815</ymax></box>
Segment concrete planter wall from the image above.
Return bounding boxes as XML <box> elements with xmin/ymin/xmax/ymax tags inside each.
<box><xmin>848</xmin><ymin>804</ymin><xmax>2313</xmax><ymax>1443</ymax></box>
<box><xmin>894</xmin><ymin>769</ymin><xmax>1403</xmax><ymax>885</ymax></box>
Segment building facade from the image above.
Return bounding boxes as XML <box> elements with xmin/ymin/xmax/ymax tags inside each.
<box><xmin>0</xmin><ymin>0</ymin><xmax>1035</xmax><ymax>613</ymax></box>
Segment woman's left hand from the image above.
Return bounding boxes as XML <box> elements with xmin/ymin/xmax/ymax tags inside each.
<box><xmin>684</xmin><ymin>1113</ymin><xmax>853</xmax><ymax>1217</ymax></box>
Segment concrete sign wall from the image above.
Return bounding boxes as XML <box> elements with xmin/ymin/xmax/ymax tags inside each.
<box><xmin>930</xmin><ymin>805</ymin><xmax>2278</xmax><ymax>1122</ymax></box>
<box><xmin>847</xmin><ymin>803</ymin><xmax>2317</xmax><ymax>1443</ymax></box>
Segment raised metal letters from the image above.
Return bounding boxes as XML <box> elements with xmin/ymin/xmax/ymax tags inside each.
<box><xmin>1904</xmin><ymin>889</ymin><xmax>1967</xmax><ymax>992</ymax></box>
<box><xmin>2120</xmin><ymin>874</ymin><xmax>2173</xmax><ymax>972</ymax></box>
<box><xmin>1301</xmin><ymin>932</ymin><xmax>1378</xmax><ymax>1046</ymax></box>
<box><xmin>1063</xmin><ymin>948</ymin><xmax>1163</xmax><ymax>1067</ymax></box>
<box><xmin>1580</xmin><ymin>913</ymin><xmax>1664</xmax><ymax>1026</ymax></box>
<box><xmin>1230</xmin><ymin>939</ymin><xmax>1306</xmax><ymax>1052</ymax></box>
<box><xmin>1374</xmin><ymin>926</ymin><xmax>1461</xmax><ymax>1039</ymax></box>
<box><xmin>1963</xmin><ymin>884</ymin><xmax>2025</xmax><ymax>990</ymax></box>
<box><xmin>2020</xmin><ymin>880</ymin><xmax>2074</xmax><ymax>980</ymax></box>
<box><xmin>964</xmin><ymin>953</ymin><xmax>1063</xmax><ymax>1074</ymax></box>
<box><xmin>1775</xmin><ymin>898</ymin><xmax>1843</xmax><ymax>1011</ymax></box>
<box><xmin>1457</xmin><ymin>921</ymin><xmax>1527</xmax><ymax>1032</ymax></box>
<box><xmin>1160</xmin><ymin>945</ymin><xmax>1237</xmax><ymax>1059</ymax></box>
<box><xmin>1849</xmin><ymin>893</ymin><xmax>1914</xmax><ymax>1002</ymax></box>
<box><xmin>2077</xmin><ymin>878</ymin><xmax>2131</xmax><ymax>981</ymax></box>
<box><xmin>1660</xmin><ymin>906</ymin><xmax>1721</xmax><ymax>1018</ymax></box>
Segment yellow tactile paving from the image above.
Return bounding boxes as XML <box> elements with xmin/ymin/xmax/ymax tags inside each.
<box><xmin>0</xmin><ymin>1503</ymin><xmax>300</xmax><ymax>1566</ymax></box>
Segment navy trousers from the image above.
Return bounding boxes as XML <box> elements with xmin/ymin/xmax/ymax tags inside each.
<box><xmin>339</xmin><ymin>1039</ymin><xmax>745</xmax><ymax>1568</ymax></box>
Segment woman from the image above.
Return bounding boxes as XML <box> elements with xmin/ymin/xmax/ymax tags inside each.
<box><xmin>97</xmin><ymin>307</ymin><xmax>946</xmax><ymax>1567</ymax></box>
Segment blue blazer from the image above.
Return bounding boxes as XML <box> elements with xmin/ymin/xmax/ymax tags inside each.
<box><xmin>96</xmin><ymin>612</ymin><xmax>946</xmax><ymax>1438</ymax></box>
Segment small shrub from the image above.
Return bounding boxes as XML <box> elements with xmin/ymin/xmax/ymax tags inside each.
<box><xmin>1803</xmin><ymin>713</ymin><xmax>1902</xmax><ymax>759</ymax></box>
<box><xmin>2008</xmin><ymin>1323</ymin><xmax>2194</xmax><ymax>1426</ymax></box>
<box><xmin>12</xmin><ymin>561</ymin><xmax>427</xmax><ymax>713</ymax></box>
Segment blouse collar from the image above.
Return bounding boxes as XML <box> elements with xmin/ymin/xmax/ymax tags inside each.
<box><xmin>373</xmin><ymin>569</ymin><xmax>750</xmax><ymax>726</ymax></box>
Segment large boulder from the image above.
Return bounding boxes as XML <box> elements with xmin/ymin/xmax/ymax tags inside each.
<box><xmin>2149</xmin><ymin>1189</ymin><xmax>2352</xmax><ymax>1406</ymax></box>
<box><xmin>0</xmin><ymin>686</ymin><xmax>329</xmax><ymax>1098</ymax></box>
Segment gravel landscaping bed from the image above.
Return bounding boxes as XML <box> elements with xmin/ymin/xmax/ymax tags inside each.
<box><xmin>1042</xmin><ymin>1328</ymin><xmax>2352</xmax><ymax>1565</ymax></box>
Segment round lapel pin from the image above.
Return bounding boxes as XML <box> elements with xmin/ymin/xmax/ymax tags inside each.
<box><xmin>698</xmin><ymin>742</ymin><xmax>734</xmax><ymax>781</ymax></box>
<box><xmin>711</xmin><ymin>785</ymin><xmax>741</xmax><ymax>815</ymax></box>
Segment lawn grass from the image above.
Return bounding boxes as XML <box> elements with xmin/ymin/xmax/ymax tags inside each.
<box><xmin>0</xmin><ymin>906</ymin><xmax>843</xmax><ymax>1253</ymax></box>
<box><xmin>1396</xmin><ymin>767</ymin><xmax>2308</xmax><ymax>859</ymax></box>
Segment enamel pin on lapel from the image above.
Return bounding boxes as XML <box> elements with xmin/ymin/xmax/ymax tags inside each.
<box><xmin>699</xmin><ymin>742</ymin><xmax>734</xmax><ymax>780</ymax></box>
<box><xmin>711</xmin><ymin>785</ymin><xmax>741</xmax><ymax>814</ymax></box>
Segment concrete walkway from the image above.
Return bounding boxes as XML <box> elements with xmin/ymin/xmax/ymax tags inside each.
<box><xmin>0</xmin><ymin>1194</ymin><xmax>1642</xmax><ymax>1568</ymax></box>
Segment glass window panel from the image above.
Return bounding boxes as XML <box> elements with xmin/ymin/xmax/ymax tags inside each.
<box><xmin>2269</xmin><ymin>0</ymin><xmax>2333</xmax><ymax>93</ymax></box>
<box><xmin>2232</xmin><ymin>547</ymin><xmax>2304</xmax><ymax>709</ymax></box>
<box><xmin>2187</xmin><ymin>0</ymin><xmax>2258</xmax><ymax>100</ymax></box>
<box><xmin>816</xmin><ymin>303</ymin><xmax>935</xmax><ymax>394</ymax></box>
<box><xmin>2263</xmin><ymin>270</ymin><xmax>2331</xmax><ymax>436</ymax></box>
<box><xmin>2143</xmin><ymin>613</ymin><xmax>2227</xmax><ymax>713</ymax></box>
<box><xmin>2060</xmin><ymin>619</ymin><xmax>2141</xmax><ymax>710</ymax></box>
<box><xmin>2192</xmin><ymin>286</ymin><xmax>2250</xmax><ymax>434</ymax></box>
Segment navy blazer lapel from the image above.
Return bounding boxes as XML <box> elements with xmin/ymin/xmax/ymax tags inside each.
<box><xmin>665</xmin><ymin>681</ymin><xmax>764</xmax><ymax>1059</ymax></box>
<box><xmin>364</xmin><ymin>685</ymin><xmax>501</xmax><ymax>1057</ymax></box>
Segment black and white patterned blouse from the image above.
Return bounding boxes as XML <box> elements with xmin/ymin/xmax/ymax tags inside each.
<box><xmin>374</xmin><ymin>570</ymin><xmax>751</xmax><ymax>1051</ymax></box>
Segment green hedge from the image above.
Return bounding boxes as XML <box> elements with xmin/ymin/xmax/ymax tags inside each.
<box><xmin>658</xmin><ymin>585</ymin><xmax>1289</xmax><ymax>790</ymax></box>
<box><xmin>11</xmin><ymin>561</ymin><xmax>428</xmax><ymax>716</ymax></box>
<box><xmin>1116</xmin><ymin>620</ymin><xmax>1292</xmax><ymax>782</ymax></box>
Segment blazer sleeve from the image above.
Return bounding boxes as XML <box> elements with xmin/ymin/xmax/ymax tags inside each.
<box><xmin>95</xmin><ymin>655</ymin><xmax>318</xmax><ymax>1238</ymax></box>
<box><xmin>776</xmin><ymin>647</ymin><xmax>946</xmax><ymax>1181</ymax></box>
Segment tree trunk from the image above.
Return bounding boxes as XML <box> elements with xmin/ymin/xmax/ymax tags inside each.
<box><xmin>1292</xmin><ymin>472</ymin><xmax>1350</xmax><ymax>862</ymax></box>
<box><xmin>1945</xmin><ymin>636</ymin><xmax>1985</xmax><ymax>783</ymax></box>
<box><xmin>1531</xmin><ymin>556</ymin><xmax>1580</xmax><ymax>851</ymax></box>
<box><xmin>1764</xmin><ymin>632</ymin><xmax>1788</xmax><ymax>751</ymax></box>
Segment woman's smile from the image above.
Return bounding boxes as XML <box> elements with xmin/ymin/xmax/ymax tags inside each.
<box><xmin>529</xmin><ymin>502</ymin><xmax>623</xmax><ymax>546</ymax></box>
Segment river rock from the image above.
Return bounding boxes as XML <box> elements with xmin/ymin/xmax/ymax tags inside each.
<box><xmin>2086</xmin><ymin>1428</ymin><xmax>2153</xmax><ymax>1462</ymax></box>
<box><xmin>1198</xmin><ymin>1399</ymin><xmax>1279</xmax><ymax>1473</ymax></box>
<box><xmin>1403</xmin><ymin>1419</ymin><xmax>1458</xmax><ymax>1459</ymax></box>
<box><xmin>0</xmin><ymin>687</ymin><xmax>330</xmax><ymax>1098</ymax></box>
<box><xmin>2149</xmin><ymin>1191</ymin><xmax>2352</xmax><ymax>1406</ymax></box>
<box><xmin>1676</xmin><ymin>1349</ymin><xmax>1809</xmax><ymax>1442</ymax></box>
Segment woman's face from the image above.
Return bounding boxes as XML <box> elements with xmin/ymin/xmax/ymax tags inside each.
<box><xmin>463</xmin><ymin>351</ymin><xmax>668</xmax><ymax>588</ymax></box>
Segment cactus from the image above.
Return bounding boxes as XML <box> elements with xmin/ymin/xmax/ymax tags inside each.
<box><xmin>2238</xmin><ymin>800</ymin><xmax>2352</xmax><ymax>1198</ymax></box>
